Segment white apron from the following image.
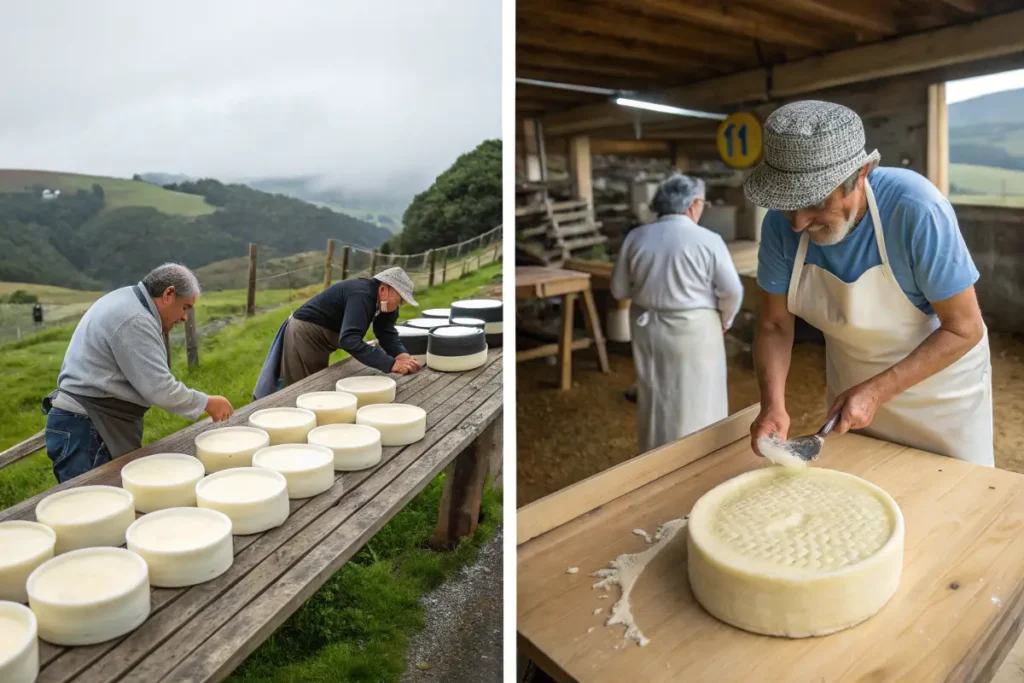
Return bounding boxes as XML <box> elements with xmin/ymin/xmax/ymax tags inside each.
<box><xmin>631</xmin><ymin>305</ymin><xmax>728</xmax><ymax>453</ymax></box>
<box><xmin>788</xmin><ymin>181</ymin><xmax>994</xmax><ymax>467</ymax></box>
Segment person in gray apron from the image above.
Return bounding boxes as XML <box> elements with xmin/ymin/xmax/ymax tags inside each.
<box><xmin>610</xmin><ymin>174</ymin><xmax>744</xmax><ymax>453</ymax></box>
<box><xmin>41</xmin><ymin>263</ymin><xmax>234</xmax><ymax>483</ymax></box>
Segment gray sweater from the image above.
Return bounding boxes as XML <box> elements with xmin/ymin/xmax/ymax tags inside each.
<box><xmin>52</xmin><ymin>283</ymin><xmax>208</xmax><ymax>420</ymax></box>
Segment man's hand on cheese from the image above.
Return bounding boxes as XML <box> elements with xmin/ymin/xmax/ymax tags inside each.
<box><xmin>750</xmin><ymin>404</ymin><xmax>790</xmax><ymax>457</ymax></box>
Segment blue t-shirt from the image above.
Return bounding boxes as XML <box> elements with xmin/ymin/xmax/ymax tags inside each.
<box><xmin>757</xmin><ymin>167</ymin><xmax>979</xmax><ymax>316</ymax></box>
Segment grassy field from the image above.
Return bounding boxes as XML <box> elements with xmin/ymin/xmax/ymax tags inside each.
<box><xmin>0</xmin><ymin>263</ymin><xmax>502</xmax><ymax>681</ymax></box>
<box><xmin>0</xmin><ymin>169</ymin><xmax>215</xmax><ymax>216</ymax></box>
<box><xmin>950</xmin><ymin>163</ymin><xmax>1024</xmax><ymax>207</ymax></box>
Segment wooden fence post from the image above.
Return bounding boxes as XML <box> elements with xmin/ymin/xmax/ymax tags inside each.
<box><xmin>492</xmin><ymin>240</ymin><xmax>500</xmax><ymax>264</ymax></box>
<box><xmin>246</xmin><ymin>243</ymin><xmax>258</xmax><ymax>317</ymax></box>
<box><xmin>185</xmin><ymin>307</ymin><xmax>199</xmax><ymax>370</ymax></box>
<box><xmin>369</xmin><ymin>250</ymin><xmax>378</xmax><ymax>276</ymax></box>
<box><xmin>427</xmin><ymin>250</ymin><xmax>436</xmax><ymax>287</ymax></box>
<box><xmin>323</xmin><ymin>238</ymin><xmax>335</xmax><ymax>290</ymax></box>
<box><xmin>340</xmin><ymin>245</ymin><xmax>350</xmax><ymax>280</ymax></box>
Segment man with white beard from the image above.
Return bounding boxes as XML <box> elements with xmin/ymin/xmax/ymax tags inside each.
<box><xmin>746</xmin><ymin>100</ymin><xmax>993</xmax><ymax>467</ymax></box>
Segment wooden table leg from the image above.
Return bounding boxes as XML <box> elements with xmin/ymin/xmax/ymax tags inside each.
<box><xmin>431</xmin><ymin>420</ymin><xmax>497</xmax><ymax>549</ymax></box>
<box><xmin>580</xmin><ymin>288</ymin><xmax>610</xmax><ymax>373</ymax></box>
<box><xmin>559</xmin><ymin>293</ymin><xmax>577</xmax><ymax>391</ymax></box>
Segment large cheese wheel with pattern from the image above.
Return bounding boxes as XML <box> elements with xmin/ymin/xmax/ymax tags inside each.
<box><xmin>0</xmin><ymin>601</ymin><xmax>37</xmax><ymax>683</ymax></box>
<box><xmin>687</xmin><ymin>467</ymin><xmax>904</xmax><ymax>638</ymax></box>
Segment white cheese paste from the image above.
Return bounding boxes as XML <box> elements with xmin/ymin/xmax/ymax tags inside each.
<box><xmin>757</xmin><ymin>435</ymin><xmax>808</xmax><ymax>469</ymax></box>
<box><xmin>687</xmin><ymin>467</ymin><xmax>904</xmax><ymax>637</ymax></box>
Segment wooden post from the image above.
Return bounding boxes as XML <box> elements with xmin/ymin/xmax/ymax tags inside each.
<box><xmin>322</xmin><ymin>238</ymin><xmax>335</xmax><ymax>290</ymax></box>
<box><xmin>442</xmin><ymin>249</ymin><xmax>449</xmax><ymax>283</ymax></box>
<box><xmin>431</xmin><ymin>419</ymin><xmax>498</xmax><ymax>548</ymax></box>
<box><xmin>927</xmin><ymin>82</ymin><xmax>949</xmax><ymax>197</ymax></box>
<box><xmin>427</xmin><ymin>249</ymin><xmax>436</xmax><ymax>287</ymax></box>
<box><xmin>163</xmin><ymin>331</ymin><xmax>171</xmax><ymax>369</ymax></box>
<box><xmin>185</xmin><ymin>307</ymin><xmax>199</xmax><ymax>370</ymax></box>
<box><xmin>246</xmin><ymin>243</ymin><xmax>257</xmax><ymax>317</ymax></box>
<box><xmin>569</xmin><ymin>135</ymin><xmax>593</xmax><ymax>209</ymax></box>
<box><xmin>492</xmin><ymin>240</ymin><xmax>500</xmax><ymax>264</ymax></box>
<box><xmin>369</xmin><ymin>250</ymin><xmax>378</xmax><ymax>276</ymax></box>
<box><xmin>559</xmin><ymin>292</ymin><xmax>578</xmax><ymax>391</ymax></box>
<box><xmin>340</xmin><ymin>245</ymin><xmax>351</xmax><ymax>280</ymax></box>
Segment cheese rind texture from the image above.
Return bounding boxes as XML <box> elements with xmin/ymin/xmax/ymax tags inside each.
<box><xmin>687</xmin><ymin>467</ymin><xmax>904</xmax><ymax>638</ymax></box>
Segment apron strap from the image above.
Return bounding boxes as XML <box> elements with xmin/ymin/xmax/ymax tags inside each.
<box><xmin>863</xmin><ymin>180</ymin><xmax>894</xmax><ymax>282</ymax></box>
<box><xmin>788</xmin><ymin>233</ymin><xmax>810</xmax><ymax>313</ymax></box>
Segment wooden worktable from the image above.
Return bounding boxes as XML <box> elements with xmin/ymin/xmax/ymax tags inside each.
<box><xmin>1</xmin><ymin>350</ymin><xmax>503</xmax><ymax>683</ymax></box>
<box><xmin>518</xmin><ymin>406</ymin><xmax>1024</xmax><ymax>683</ymax></box>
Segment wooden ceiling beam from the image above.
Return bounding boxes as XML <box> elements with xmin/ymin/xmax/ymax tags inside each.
<box><xmin>616</xmin><ymin>0</ymin><xmax>835</xmax><ymax>50</ymax></box>
<box><xmin>517</xmin><ymin>67</ymin><xmax>660</xmax><ymax>92</ymax></box>
<box><xmin>517</xmin><ymin>49</ymin><xmax>679</xmax><ymax>79</ymax></box>
<box><xmin>590</xmin><ymin>139</ymin><xmax>672</xmax><ymax>157</ymax></box>
<box><xmin>517</xmin><ymin>0</ymin><xmax>756</xmax><ymax>62</ymax></box>
<box><xmin>934</xmin><ymin>0</ymin><xmax>986</xmax><ymax>13</ymax></box>
<box><xmin>516</xmin><ymin>84</ymin><xmax>605</xmax><ymax>103</ymax></box>
<box><xmin>734</xmin><ymin>0</ymin><xmax>896</xmax><ymax>36</ymax></box>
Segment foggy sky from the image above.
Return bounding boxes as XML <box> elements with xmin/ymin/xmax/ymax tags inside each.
<box><xmin>0</xmin><ymin>1</ymin><xmax>501</xmax><ymax>196</ymax></box>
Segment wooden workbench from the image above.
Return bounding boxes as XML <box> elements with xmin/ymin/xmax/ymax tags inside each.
<box><xmin>0</xmin><ymin>350</ymin><xmax>503</xmax><ymax>683</ymax></box>
<box><xmin>516</xmin><ymin>266</ymin><xmax>610</xmax><ymax>390</ymax></box>
<box><xmin>518</xmin><ymin>405</ymin><xmax>1024</xmax><ymax>683</ymax></box>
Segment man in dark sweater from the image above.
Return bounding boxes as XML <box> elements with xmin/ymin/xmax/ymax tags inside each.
<box><xmin>278</xmin><ymin>267</ymin><xmax>422</xmax><ymax>385</ymax></box>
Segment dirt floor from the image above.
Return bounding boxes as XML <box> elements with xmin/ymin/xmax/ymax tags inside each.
<box><xmin>516</xmin><ymin>330</ymin><xmax>1024</xmax><ymax>506</ymax></box>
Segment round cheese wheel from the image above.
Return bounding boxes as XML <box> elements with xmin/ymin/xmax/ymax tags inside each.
<box><xmin>449</xmin><ymin>316</ymin><xmax>486</xmax><ymax>330</ymax></box>
<box><xmin>335</xmin><ymin>376</ymin><xmax>396</xmax><ymax>407</ymax></box>
<box><xmin>427</xmin><ymin>326</ymin><xmax>487</xmax><ymax>372</ymax></box>
<box><xmin>687</xmin><ymin>467</ymin><xmax>904</xmax><ymax>638</ymax></box>
<box><xmin>307</xmin><ymin>424</ymin><xmax>382</xmax><ymax>471</ymax></box>
<box><xmin>450</xmin><ymin>299</ymin><xmax>501</xmax><ymax>323</ymax></box>
<box><xmin>356</xmin><ymin>404</ymin><xmax>426</xmax><ymax>446</ymax></box>
<box><xmin>0</xmin><ymin>522</ymin><xmax>56</xmax><ymax>604</ymax></box>
<box><xmin>27</xmin><ymin>547</ymin><xmax>150</xmax><ymax>646</ymax></box>
<box><xmin>126</xmin><ymin>508</ymin><xmax>233</xmax><ymax>588</ymax></box>
<box><xmin>35</xmin><ymin>486</ymin><xmax>135</xmax><ymax>554</ymax></box>
<box><xmin>0</xmin><ymin>601</ymin><xmax>38</xmax><ymax>683</ymax></box>
<box><xmin>194</xmin><ymin>426</ymin><xmax>270</xmax><ymax>473</ymax></box>
<box><xmin>296</xmin><ymin>391</ymin><xmax>357</xmax><ymax>426</ymax></box>
<box><xmin>395</xmin><ymin>325</ymin><xmax>429</xmax><ymax>361</ymax></box>
<box><xmin>120</xmin><ymin>453</ymin><xmax>205</xmax><ymax>513</ymax></box>
<box><xmin>196</xmin><ymin>468</ymin><xmax>289</xmax><ymax>535</ymax></box>
<box><xmin>405</xmin><ymin>318</ymin><xmax>450</xmax><ymax>331</ymax></box>
<box><xmin>248</xmin><ymin>407</ymin><xmax>317</xmax><ymax>446</ymax></box>
<box><xmin>253</xmin><ymin>444</ymin><xmax>336</xmax><ymax>499</ymax></box>
<box><xmin>421</xmin><ymin>308</ymin><xmax>451</xmax><ymax>319</ymax></box>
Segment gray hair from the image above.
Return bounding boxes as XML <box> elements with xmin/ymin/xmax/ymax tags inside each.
<box><xmin>650</xmin><ymin>173</ymin><xmax>706</xmax><ymax>217</ymax></box>
<box><xmin>142</xmin><ymin>263</ymin><xmax>201</xmax><ymax>299</ymax></box>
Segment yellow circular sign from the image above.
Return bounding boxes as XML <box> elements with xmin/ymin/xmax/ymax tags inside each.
<box><xmin>716</xmin><ymin>112</ymin><xmax>763</xmax><ymax>169</ymax></box>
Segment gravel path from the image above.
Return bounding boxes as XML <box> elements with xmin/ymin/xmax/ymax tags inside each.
<box><xmin>401</xmin><ymin>526</ymin><xmax>504</xmax><ymax>683</ymax></box>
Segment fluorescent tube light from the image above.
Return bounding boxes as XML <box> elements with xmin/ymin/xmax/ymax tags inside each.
<box><xmin>615</xmin><ymin>97</ymin><xmax>727</xmax><ymax>121</ymax></box>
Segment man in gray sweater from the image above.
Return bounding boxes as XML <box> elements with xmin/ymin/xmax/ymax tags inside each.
<box><xmin>42</xmin><ymin>264</ymin><xmax>233</xmax><ymax>483</ymax></box>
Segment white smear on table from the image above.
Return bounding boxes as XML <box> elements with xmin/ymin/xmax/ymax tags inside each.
<box><xmin>594</xmin><ymin>608</ymin><xmax>603</xmax><ymax>615</ymax></box>
<box><xmin>597</xmin><ymin>595</ymin><xmax>609</xmax><ymax>600</ymax></box>
<box><xmin>757</xmin><ymin>435</ymin><xmax>808</xmax><ymax>469</ymax></box>
<box><xmin>566</xmin><ymin>567</ymin><xmax>579</xmax><ymax>574</ymax></box>
<box><xmin>632</xmin><ymin>528</ymin><xmax>653</xmax><ymax>543</ymax></box>
<box><xmin>591</xmin><ymin>517</ymin><xmax>689</xmax><ymax>648</ymax></box>
<box><xmin>992</xmin><ymin>596</ymin><xmax>1002</xmax><ymax>606</ymax></box>
<box><xmin>588</xmin><ymin>627</ymin><xmax>595</xmax><ymax>633</ymax></box>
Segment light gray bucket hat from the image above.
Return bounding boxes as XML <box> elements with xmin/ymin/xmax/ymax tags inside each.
<box><xmin>374</xmin><ymin>267</ymin><xmax>419</xmax><ymax>307</ymax></box>
<box><xmin>744</xmin><ymin>100</ymin><xmax>880</xmax><ymax>211</ymax></box>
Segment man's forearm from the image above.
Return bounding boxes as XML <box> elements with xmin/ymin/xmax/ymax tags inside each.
<box><xmin>871</xmin><ymin>326</ymin><xmax>981</xmax><ymax>402</ymax></box>
<box><xmin>754</xmin><ymin>321</ymin><xmax>794</xmax><ymax>409</ymax></box>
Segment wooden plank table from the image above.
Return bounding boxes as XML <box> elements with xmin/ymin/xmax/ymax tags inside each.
<box><xmin>515</xmin><ymin>266</ymin><xmax>610</xmax><ymax>391</ymax></box>
<box><xmin>0</xmin><ymin>349</ymin><xmax>503</xmax><ymax>683</ymax></box>
<box><xmin>518</xmin><ymin>405</ymin><xmax>1024</xmax><ymax>683</ymax></box>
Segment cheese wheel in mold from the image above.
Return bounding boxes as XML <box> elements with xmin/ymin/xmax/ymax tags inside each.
<box><xmin>427</xmin><ymin>326</ymin><xmax>487</xmax><ymax>372</ymax></box>
<box><xmin>421</xmin><ymin>308</ymin><xmax>450</xmax><ymax>319</ymax></box>
<box><xmin>356</xmin><ymin>403</ymin><xmax>427</xmax><ymax>446</ymax></box>
<box><xmin>35</xmin><ymin>486</ymin><xmax>135</xmax><ymax>554</ymax></box>
<box><xmin>0</xmin><ymin>522</ymin><xmax>55</xmax><ymax>603</ymax></box>
<box><xmin>27</xmin><ymin>547</ymin><xmax>150</xmax><ymax>646</ymax></box>
<box><xmin>450</xmin><ymin>299</ymin><xmax>502</xmax><ymax>346</ymax></box>
<box><xmin>120</xmin><ymin>452</ymin><xmax>205</xmax><ymax>513</ymax></box>
<box><xmin>194</xmin><ymin>426</ymin><xmax>270</xmax><ymax>473</ymax></box>
<box><xmin>395</xmin><ymin>325</ymin><xmax>428</xmax><ymax>365</ymax></box>
<box><xmin>126</xmin><ymin>507</ymin><xmax>233</xmax><ymax>587</ymax></box>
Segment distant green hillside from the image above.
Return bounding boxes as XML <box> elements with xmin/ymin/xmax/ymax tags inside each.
<box><xmin>949</xmin><ymin>163</ymin><xmax>1024</xmax><ymax>207</ymax></box>
<box><xmin>949</xmin><ymin>89</ymin><xmax>1024</xmax><ymax>172</ymax></box>
<box><xmin>0</xmin><ymin>173</ymin><xmax>391</xmax><ymax>290</ymax></box>
<box><xmin>0</xmin><ymin>170</ymin><xmax>214</xmax><ymax>216</ymax></box>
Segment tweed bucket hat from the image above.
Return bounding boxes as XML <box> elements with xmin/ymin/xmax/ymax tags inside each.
<box><xmin>374</xmin><ymin>267</ymin><xmax>419</xmax><ymax>307</ymax></box>
<box><xmin>743</xmin><ymin>100</ymin><xmax>881</xmax><ymax>211</ymax></box>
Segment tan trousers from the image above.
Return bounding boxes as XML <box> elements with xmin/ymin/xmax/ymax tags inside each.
<box><xmin>281</xmin><ymin>317</ymin><xmax>338</xmax><ymax>386</ymax></box>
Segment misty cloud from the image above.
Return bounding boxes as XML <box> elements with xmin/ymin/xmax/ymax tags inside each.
<box><xmin>0</xmin><ymin>0</ymin><xmax>501</xmax><ymax>197</ymax></box>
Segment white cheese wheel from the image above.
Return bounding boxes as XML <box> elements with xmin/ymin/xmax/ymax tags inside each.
<box><xmin>194</xmin><ymin>426</ymin><xmax>270</xmax><ymax>473</ymax></box>
<box><xmin>335</xmin><ymin>376</ymin><xmax>396</xmax><ymax>407</ymax></box>
<box><xmin>355</xmin><ymin>404</ymin><xmax>427</xmax><ymax>446</ymax></box>
<box><xmin>0</xmin><ymin>601</ymin><xmax>38</xmax><ymax>683</ymax></box>
<box><xmin>126</xmin><ymin>508</ymin><xmax>233</xmax><ymax>588</ymax></box>
<box><xmin>27</xmin><ymin>547</ymin><xmax>150</xmax><ymax>646</ymax></box>
<box><xmin>307</xmin><ymin>424</ymin><xmax>382</xmax><ymax>471</ymax></box>
<box><xmin>427</xmin><ymin>347</ymin><xmax>488</xmax><ymax>372</ymax></box>
<box><xmin>0</xmin><ymin>522</ymin><xmax>56</xmax><ymax>603</ymax></box>
<box><xmin>248</xmin><ymin>407</ymin><xmax>317</xmax><ymax>446</ymax></box>
<box><xmin>422</xmin><ymin>308</ymin><xmax>451</xmax><ymax>319</ymax></box>
<box><xmin>120</xmin><ymin>453</ymin><xmax>206</xmax><ymax>513</ymax></box>
<box><xmin>296</xmin><ymin>391</ymin><xmax>358</xmax><ymax>425</ymax></box>
<box><xmin>35</xmin><ymin>486</ymin><xmax>135</xmax><ymax>554</ymax></box>
<box><xmin>252</xmin><ymin>444</ymin><xmax>336</xmax><ymax>499</ymax></box>
<box><xmin>687</xmin><ymin>467</ymin><xmax>904</xmax><ymax>638</ymax></box>
<box><xmin>196</xmin><ymin>468</ymin><xmax>289</xmax><ymax>535</ymax></box>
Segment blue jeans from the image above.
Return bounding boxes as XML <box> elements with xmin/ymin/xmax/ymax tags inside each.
<box><xmin>45</xmin><ymin>408</ymin><xmax>111</xmax><ymax>484</ymax></box>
